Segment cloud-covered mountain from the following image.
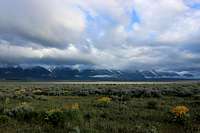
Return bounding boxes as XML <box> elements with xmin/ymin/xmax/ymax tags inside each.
<box><xmin>0</xmin><ymin>66</ymin><xmax>197</xmax><ymax>81</ymax></box>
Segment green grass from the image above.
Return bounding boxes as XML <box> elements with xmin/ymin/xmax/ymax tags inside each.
<box><xmin>0</xmin><ymin>82</ymin><xmax>200</xmax><ymax>133</ymax></box>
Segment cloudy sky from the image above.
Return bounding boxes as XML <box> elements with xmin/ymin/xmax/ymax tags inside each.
<box><xmin>0</xmin><ymin>0</ymin><xmax>200</xmax><ymax>71</ymax></box>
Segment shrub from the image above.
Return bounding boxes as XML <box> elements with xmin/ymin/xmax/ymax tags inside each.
<box><xmin>71</xmin><ymin>103</ymin><xmax>80</xmax><ymax>110</ymax></box>
<box><xmin>0</xmin><ymin>115</ymin><xmax>10</xmax><ymax>124</ymax></box>
<box><xmin>99</xmin><ymin>97</ymin><xmax>111</xmax><ymax>103</ymax></box>
<box><xmin>36</xmin><ymin>95</ymin><xmax>48</xmax><ymax>101</ymax></box>
<box><xmin>176</xmin><ymin>89</ymin><xmax>193</xmax><ymax>97</ymax></box>
<box><xmin>0</xmin><ymin>92</ymin><xmax>6</xmax><ymax>101</ymax></box>
<box><xmin>69</xmin><ymin>126</ymin><xmax>81</xmax><ymax>133</ymax></box>
<box><xmin>133</xmin><ymin>123</ymin><xmax>159</xmax><ymax>133</ymax></box>
<box><xmin>63</xmin><ymin>103</ymin><xmax>80</xmax><ymax>110</ymax></box>
<box><xmin>63</xmin><ymin>91</ymin><xmax>70</xmax><ymax>96</ymax></box>
<box><xmin>119</xmin><ymin>95</ymin><xmax>131</xmax><ymax>102</ymax></box>
<box><xmin>45</xmin><ymin>109</ymin><xmax>65</xmax><ymax>126</ymax></box>
<box><xmin>192</xmin><ymin>95</ymin><xmax>200</xmax><ymax>100</ymax></box>
<box><xmin>15</xmin><ymin>89</ymin><xmax>26</xmax><ymax>95</ymax></box>
<box><xmin>62</xmin><ymin>103</ymin><xmax>83</xmax><ymax>124</ymax></box>
<box><xmin>0</xmin><ymin>103</ymin><xmax>5</xmax><ymax>113</ymax></box>
<box><xmin>132</xmin><ymin>89</ymin><xmax>162</xmax><ymax>98</ymax></box>
<box><xmin>170</xmin><ymin>105</ymin><xmax>190</xmax><ymax>124</ymax></box>
<box><xmin>99</xmin><ymin>111</ymin><xmax>109</xmax><ymax>119</ymax></box>
<box><xmin>109</xmin><ymin>95</ymin><xmax>120</xmax><ymax>101</ymax></box>
<box><xmin>84</xmin><ymin>112</ymin><xmax>94</xmax><ymax>121</ymax></box>
<box><xmin>32</xmin><ymin>89</ymin><xmax>43</xmax><ymax>95</ymax></box>
<box><xmin>63</xmin><ymin>110</ymin><xmax>83</xmax><ymax>123</ymax></box>
<box><xmin>33</xmin><ymin>111</ymin><xmax>46</xmax><ymax>122</ymax></box>
<box><xmin>5</xmin><ymin>102</ymin><xmax>35</xmax><ymax>121</ymax></box>
<box><xmin>147</xmin><ymin>100</ymin><xmax>159</xmax><ymax>109</ymax></box>
<box><xmin>193</xmin><ymin>109</ymin><xmax>200</xmax><ymax>122</ymax></box>
<box><xmin>96</xmin><ymin>97</ymin><xmax>111</xmax><ymax>107</ymax></box>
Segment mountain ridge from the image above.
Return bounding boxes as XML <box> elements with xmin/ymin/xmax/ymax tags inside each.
<box><xmin>0</xmin><ymin>66</ymin><xmax>196</xmax><ymax>81</ymax></box>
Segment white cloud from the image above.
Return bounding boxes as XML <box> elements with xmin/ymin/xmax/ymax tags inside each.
<box><xmin>0</xmin><ymin>0</ymin><xmax>86</xmax><ymax>47</ymax></box>
<box><xmin>0</xmin><ymin>0</ymin><xmax>199</xmax><ymax>70</ymax></box>
<box><xmin>156</xmin><ymin>9</ymin><xmax>200</xmax><ymax>44</ymax></box>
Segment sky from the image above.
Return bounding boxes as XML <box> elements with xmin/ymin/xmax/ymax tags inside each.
<box><xmin>0</xmin><ymin>0</ymin><xmax>200</xmax><ymax>71</ymax></box>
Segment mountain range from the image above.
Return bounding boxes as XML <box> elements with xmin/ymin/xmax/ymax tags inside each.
<box><xmin>0</xmin><ymin>66</ymin><xmax>197</xmax><ymax>81</ymax></box>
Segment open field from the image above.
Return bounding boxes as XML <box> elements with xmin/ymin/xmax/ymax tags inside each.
<box><xmin>0</xmin><ymin>82</ymin><xmax>200</xmax><ymax>133</ymax></box>
<box><xmin>0</xmin><ymin>80</ymin><xmax>200</xmax><ymax>85</ymax></box>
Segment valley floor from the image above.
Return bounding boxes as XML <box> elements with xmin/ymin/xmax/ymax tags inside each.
<box><xmin>0</xmin><ymin>82</ymin><xmax>200</xmax><ymax>133</ymax></box>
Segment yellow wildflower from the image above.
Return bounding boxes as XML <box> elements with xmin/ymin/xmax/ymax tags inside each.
<box><xmin>47</xmin><ymin>108</ymin><xmax>62</xmax><ymax>114</ymax></box>
<box><xmin>71</xmin><ymin>103</ymin><xmax>80</xmax><ymax>110</ymax></box>
<box><xmin>63</xmin><ymin>103</ymin><xmax>80</xmax><ymax>110</ymax></box>
<box><xmin>171</xmin><ymin>105</ymin><xmax>189</xmax><ymax>117</ymax></box>
<box><xmin>97</xmin><ymin>97</ymin><xmax>111</xmax><ymax>104</ymax></box>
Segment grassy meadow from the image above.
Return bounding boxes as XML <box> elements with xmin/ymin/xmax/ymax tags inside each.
<box><xmin>0</xmin><ymin>82</ymin><xmax>200</xmax><ymax>133</ymax></box>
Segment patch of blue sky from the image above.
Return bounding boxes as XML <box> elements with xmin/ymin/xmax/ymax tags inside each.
<box><xmin>125</xmin><ymin>9</ymin><xmax>140</xmax><ymax>32</ymax></box>
<box><xmin>84</xmin><ymin>11</ymin><xmax>118</xmax><ymax>39</ymax></box>
<box><xmin>190</xmin><ymin>3</ymin><xmax>200</xmax><ymax>9</ymax></box>
<box><xmin>131</xmin><ymin>9</ymin><xmax>140</xmax><ymax>23</ymax></box>
<box><xmin>184</xmin><ymin>0</ymin><xmax>200</xmax><ymax>9</ymax></box>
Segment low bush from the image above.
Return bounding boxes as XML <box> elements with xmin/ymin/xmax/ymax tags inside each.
<box><xmin>0</xmin><ymin>103</ymin><xmax>5</xmax><ymax>113</ymax></box>
<box><xmin>192</xmin><ymin>95</ymin><xmax>200</xmax><ymax>100</ymax></box>
<box><xmin>36</xmin><ymin>95</ymin><xmax>48</xmax><ymax>101</ymax></box>
<box><xmin>0</xmin><ymin>92</ymin><xmax>6</xmax><ymax>101</ymax></box>
<box><xmin>32</xmin><ymin>89</ymin><xmax>43</xmax><ymax>95</ymax></box>
<box><xmin>45</xmin><ymin>104</ymin><xmax>83</xmax><ymax>127</ymax></box>
<box><xmin>110</xmin><ymin>95</ymin><xmax>131</xmax><ymax>102</ymax></box>
<box><xmin>193</xmin><ymin>109</ymin><xmax>200</xmax><ymax>122</ymax></box>
<box><xmin>147</xmin><ymin>100</ymin><xmax>159</xmax><ymax>109</ymax></box>
<box><xmin>119</xmin><ymin>95</ymin><xmax>131</xmax><ymax>102</ymax></box>
<box><xmin>0</xmin><ymin>115</ymin><xmax>10</xmax><ymax>124</ymax></box>
<box><xmin>63</xmin><ymin>110</ymin><xmax>83</xmax><ymax>123</ymax></box>
<box><xmin>63</xmin><ymin>103</ymin><xmax>80</xmax><ymax>110</ymax></box>
<box><xmin>84</xmin><ymin>112</ymin><xmax>94</xmax><ymax>121</ymax></box>
<box><xmin>14</xmin><ymin>89</ymin><xmax>25</xmax><ymax>95</ymax></box>
<box><xmin>45</xmin><ymin>109</ymin><xmax>65</xmax><ymax>126</ymax></box>
<box><xmin>12</xmin><ymin>94</ymin><xmax>34</xmax><ymax>101</ymax></box>
<box><xmin>62</xmin><ymin>103</ymin><xmax>82</xmax><ymax>123</ymax></box>
<box><xmin>68</xmin><ymin>126</ymin><xmax>81</xmax><ymax>133</ymax></box>
<box><xmin>5</xmin><ymin>102</ymin><xmax>35</xmax><ymax>121</ymax></box>
<box><xmin>170</xmin><ymin>105</ymin><xmax>190</xmax><ymax>124</ymax></box>
<box><xmin>95</xmin><ymin>97</ymin><xmax>112</xmax><ymax>107</ymax></box>
<box><xmin>142</xmin><ymin>89</ymin><xmax>162</xmax><ymax>98</ymax></box>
